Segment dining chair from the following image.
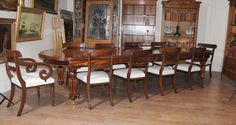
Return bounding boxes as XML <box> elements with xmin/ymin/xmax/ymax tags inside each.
<box><xmin>124</xmin><ymin>42</ymin><xmax>141</xmax><ymax>50</ymax></box>
<box><xmin>148</xmin><ymin>47</ymin><xmax>181</xmax><ymax>96</ymax></box>
<box><xmin>113</xmin><ymin>49</ymin><xmax>150</xmax><ymax>102</ymax></box>
<box><xmin>76</xmin><ymin>48</ymin><xmax>115</xmax><ymax>109</ymax></box>
<box><xmin>95</xmin><ymin>43</ymin><xmax>126</xmax><ymax>70</ymax></box>
<box><xmin>151</xmin><ymin>42</ymin><xmax>166</xmax><ymax>53</ymax></box>
<box><xmin>177</xmin><ymin>47</ymin><xmax>206</xmax><ymax>90</ymax></box>
<box><xmin>3</xmin><ymin>49</ymin><xmax>55</xmax><ymax>116</ymax></box>
<box><xmin>197</xmin><ymin>43</ymin><xmax>217</xmax><ymax>78</ymax></box>
<box><xmin>150</xmin><ymin>42</ymin><xmax>167</xmax><ymax>66</ymax></box>
<box><xmin>95</xmin><ymin>43</ymin><xmax>114</xmax><ymax>49</ymax></box>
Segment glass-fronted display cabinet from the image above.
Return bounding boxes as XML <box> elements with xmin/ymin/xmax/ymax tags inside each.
<box><xmin>222</xmin><ymin>0</ymin><xmax>236</xmax><ymax>80</ymax></box>
<box><xmin>161</xmin><ymin>0</ymin><xmax>201</xmax><ymax>51</ymax></box>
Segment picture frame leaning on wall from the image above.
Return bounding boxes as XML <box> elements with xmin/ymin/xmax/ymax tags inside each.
<box><xmin>16</xmin><ymin>6</ymin><xmax>46</xmax><ymax>42</ymax></box>
<box><xmin>0</xmin><ymin>18</ymin><xmax>16</xmax><ymax>63</ymax></box>
<box><xmin>31</xmin><ymin>0</ymin><xmax>58</xmax><ymax>14</ymax></box>
<box><xmin>0</xmin><ymin>0</ymin><xmax>24</xmax><ymax>11</ymax></box>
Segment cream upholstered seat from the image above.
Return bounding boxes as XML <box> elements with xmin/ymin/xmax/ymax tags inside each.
<box><xmin>113</xmin><ymin>49</ymin><xmax>149</xmax><ymax>102</ymax></box>
<box><xmin>113</xmin><ymin>64</ymin><xmax>126</xmax><ymax>70</ymax></box>
<box><xmin>148</xmin><ymin>48</ymin><xmax>181</xmax><ymax>96</ymax></box>
<box><xmin>76</xmin><ymin>48</ymin><xmax>114</xmax><ymax>109</ymax></box>
<box><xmin>148</xmin><ymin>66</ymin><xmax>175</xmax><ymax>75</ymax></box>
<box><xmin>113</xmin><ymin>68</ymin><xmax>145</xmax><ymax>79</ymax></box>
<box><xmin>3</xmin><ymin>49</ymin><xmax>55</xmax><ymax>117</ymax></box>
<box><xmin>177</xmin><ymin>63</ymin><xmax>201</xmax><ymax>72</ymax></box>
<box><xmin>176</xmin><ymin>47</ymin><xmax>206</xmax><ymax>90</ymax></box>
<box><xmin>77</xmin><ymin>71</ymin><xmax>109</xmax><ymax>84</ymax></box>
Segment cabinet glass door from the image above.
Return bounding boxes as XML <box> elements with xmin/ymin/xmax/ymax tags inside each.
<box><xmin>85</xmin><ymin>0</ymin><xmax>113</xmax><ymax>47</ymax></box>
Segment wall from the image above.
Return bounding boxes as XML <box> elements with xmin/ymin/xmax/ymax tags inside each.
<box><xmin>0</xmin><ymin>0</ymin><xmax>230</xmax><ymax>93</ymax></box>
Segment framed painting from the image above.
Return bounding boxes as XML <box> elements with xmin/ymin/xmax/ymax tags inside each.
<box><xmin>31</xmin><ymin>0</ymin><xmax>58</xmax><ymax>14</ymax></box>
<box><xmin>0</xmin><ymin>0</ymin><xmax>24</xmax><ymax>11</ymax></box>
<box><xmin>60</xmin><ymin>9</ymin><xmax>74</xmax><ymax>43</ymax></box>
<box><xmin>16</xmin><ymin>6</ymin><xmax>45</xmax><ymax>42</ymax></box>
<box><xmin>0</xmin><ymin>18</ymin><xmax>16</xmax><ymax>63</ymax></box>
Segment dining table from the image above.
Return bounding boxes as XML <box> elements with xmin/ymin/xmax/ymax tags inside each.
<box><xmin>39</xmin><ymin>47</ymin><xmax>211</xmax><ymax>103</ymax></box>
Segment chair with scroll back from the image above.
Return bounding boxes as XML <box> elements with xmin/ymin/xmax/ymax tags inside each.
<box><xmin>3</xmin><ymin>49</ymin><xmax>55</xmax><ymax>116</ymax></box>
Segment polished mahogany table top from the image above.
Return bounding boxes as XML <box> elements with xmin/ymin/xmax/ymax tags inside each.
<box><xmin>39</xmin><ymin>48</ymin><xmax>202</xmax><ymax>66</ymax></box>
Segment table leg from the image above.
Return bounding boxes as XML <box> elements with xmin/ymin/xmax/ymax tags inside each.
<box><xmin>68</xmin><ymin>66</ymin><xmax>78</xmax><ymax>102</ymax></box>
<box><xmin>57</xmin><ymin>66</ymin><xmax>65</xmax><ymax>85</ymax></box>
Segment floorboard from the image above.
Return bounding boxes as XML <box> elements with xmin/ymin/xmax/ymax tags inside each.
<box><xmin>0</xmin><ymin>72</ymin><xmax>236</xmax><ymax>125</ymax></box>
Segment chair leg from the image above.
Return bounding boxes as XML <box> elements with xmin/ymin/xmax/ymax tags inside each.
<box><xmin>199</xmin><ymin>72</ymin><xmax>204</xmax><ymax>88</ymax></box>
<box><xmin>187</xmin><ymin>72</ymin><xmax>193</xmax><ymax>90</ymax></box>
<box><xmin>36</xmin><ymin>87</ymin><xmax>40</xmax><ymax>99</ymax></box>
<box><xmin>86</xmin><ymin>85</ymin><xmax>92</xmax><ymax>110</ymax></box>
<box><xmin>172</xmin><ymin>75</ymin><xmax>178</xmax><ymax>93</ymax></box>
<box><xmin>209</xmin><ymin>65</ymin><xmax>212</xmax><ymax>78</ymax></box>
<box><xmin>144</xmin><ymin>76</ymin><xmax>148</xmax><ymax>99</ymax></box>
<box><xmin>108</xmin><ymin>83</ymin><xmax>114</xmax><ymax>106</ymax></box>
<box><xmin>17</xmin><ymin>88</ymin><xmax>27</xmax><ymax>117</ymax></box>
<box><xmin>159</xmin><ymin>76</ymin><xmax>164</xmax><ymax>96</ymax></box>
<box><xmin>7</xmin><ymin>84</ymin><xmax>15</xmax><ymax>107</ymax></box>
<box><xmin>126</xmin><ymin>79</ymin><xmax>132</xmax><ymax>102</ymax></box>
<box><xmin>50</xmin><ymin>84</ymin><xmax>55</xmax><ymax>106</ymax></box>
<box><xmin>113</xmin><ymin>77</ymin><xmax>117</xmax><ymax>95</ymax></box>
<box><xmin>77</xmin><ymin>81</ymin><xmax>81</xmax><ymax>99</ymax></box>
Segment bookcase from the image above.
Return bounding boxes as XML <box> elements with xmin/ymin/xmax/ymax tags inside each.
<box><xmin>161</xmin><ymin>0</ymin><xmax>201</xmax><ymax>51</ymax></box>
<box><xmin>121</xmin><ymin>0</ymin><xmax>157</xmax><ymax>46</ymax></box>
<box><xmin>222</xmin><ymin>0</ymin><xmax>236</xmax><ymax>80</ymax></box>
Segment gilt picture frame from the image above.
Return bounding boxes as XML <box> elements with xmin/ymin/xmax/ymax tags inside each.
<box><xmin>0</xmin><ymin>0</ymin><xmax>24</xmax><ymax>11</ymax></box>
<box><xmin>60</xmin><ymin>9</ymin><xmax>74</xmax><ymax>43</ymax></box>
<box><xmin>0</xmin><ymin>18</ymin><xmax>16</xmax><ymax>63</ymax></box>
<box><xmin>31</xmin><ymin>0</ymin><xmax>58</xmax><ymax>14</ymax></box>
<box><xmin>16</xmin><ymin>6</ymin><xmax>45</xmax><ymax>42</ymax></box>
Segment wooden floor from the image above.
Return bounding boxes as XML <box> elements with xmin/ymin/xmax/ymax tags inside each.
<box><xmin>0</xmin><ymin>72</ymin><xmax>236</xmax><ymax>125</ymax></box>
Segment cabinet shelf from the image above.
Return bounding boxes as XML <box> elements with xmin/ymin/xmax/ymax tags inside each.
<box><xmin>123</xmin><ymin>13</ymin><xmax>156</xmax><ymax>16</ymax></box>
<box><xmin>163</xmin><ymin>35</ymin><xmax>195</xmax><ymax>38</ymax></box>
<box><xmin>123</xmin><ymin>34</ymin><xmax>154</xmax><ymax>36</ymax></box>
<box><xmin>122</xmin><ymin>24</ymin><xmax>155</xmax><ymax>26</ymax></box>
<box><xmin>122</xmin><ymin>0</ymin><xmax>157</xmax><ymax>44</ymax></box>
<box><xmin>161</xmin><ymin>0</ymin><xmax>200</xmax><ymax>50</ymax></box>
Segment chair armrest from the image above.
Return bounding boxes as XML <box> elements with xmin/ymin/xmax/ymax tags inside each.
<box><xmin>19</xmin><ymin>58</ymin><xmax>53</xmax><ymax>81</ymax></box>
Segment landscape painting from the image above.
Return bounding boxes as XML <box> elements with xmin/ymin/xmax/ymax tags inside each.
<box><xmin>16</xmin><ymin>6</ymin><xmax>45</xmax><ymax>42</ymax></box>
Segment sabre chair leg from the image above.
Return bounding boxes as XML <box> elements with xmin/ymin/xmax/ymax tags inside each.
<box><xmin>36</xmin><ymin>87</ymin><xmax>40</xmax><ymax>99</ymax></box>
<box><xmin>86</xmin><ymin>85</ymin><xmax>92</xmax><ymax>110</ymax></box>
<box><xmin>159</xmin><ymin>76</ymin><xmax>165</xmax><ymax>96</ymax></box>
<box><xmin>126</xmin><ymin>79</ymin><xmax>132</xmax><ymax>103</ymax></box>
<box><xmin>144</xmin><ymin>77</ymin><xmax>148</xmax><ymax>99</ymax></box>
<box><xmin>17</xmin><ymin>88</ymin><xmax>27</xmax><ymax>117</ymax></box>
<box><xmin>108</xmin><ymin>83</ymin><xmax>114</xmax><ymax>106</ymax></box>
<box><xmin>172</xmin><ymin>75</ymin><xmax>178</xmax><ymax>93</ymax></box>
<box><xmin>188</xmin><ymin>72</ymin><xmax>193</xmax><ymax>90</ymax></box>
